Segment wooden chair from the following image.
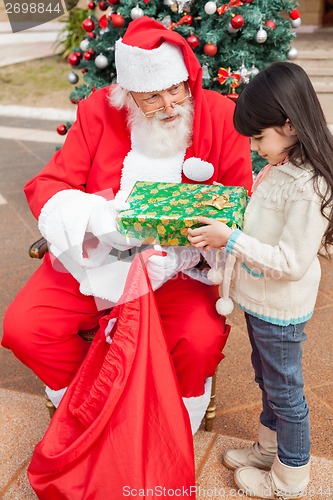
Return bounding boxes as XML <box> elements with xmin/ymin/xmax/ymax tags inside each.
<box><xmin>30</xmin><ymin>237</ymin><xmax>218</xmax><ymax>430</ymax></box>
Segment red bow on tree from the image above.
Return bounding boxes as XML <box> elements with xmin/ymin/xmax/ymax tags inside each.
<box><xmin>217</xmin><ymin>67</ymin><xmax>241</xmax><ymax>88</ymax></box>
<box><xmin>169</xmin><ymin>14</ymin><xmax>193</xmax><ymax>30</ymax></box>
<box><xmin>98</xmin><ymin>14</ymin><xmax>108</xmax><ymax>29</ymax></box>
<box><xmin>217</xmin><ymin>0</ymin><xmax>243</xmax><ymax>15</ymax></box>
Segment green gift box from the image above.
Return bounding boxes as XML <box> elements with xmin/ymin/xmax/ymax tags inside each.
<box><xmin>116</xmin><ymin>181</ymin><xmax>247</xmax><ymax>246</ymax></box>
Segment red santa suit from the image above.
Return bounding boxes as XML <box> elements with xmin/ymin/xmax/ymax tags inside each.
<box><xmin>2</xmin><ymin>18</ymin><xmax>252</xmax><ymax>408</ymax></box>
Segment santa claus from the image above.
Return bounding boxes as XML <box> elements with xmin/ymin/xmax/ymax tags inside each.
<box><xmin>2</xmin><ymin>17</ymin><xmax>252</xmax><ymax>433</ymax></box>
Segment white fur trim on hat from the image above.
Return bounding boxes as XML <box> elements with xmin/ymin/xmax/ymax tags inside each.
<box><xmin>115</xmin><ymin>39</ymin><xmax>188</xmax><ymax>92</ymax></box>
<box><xmin>183</xmin><ymin>157</ymin><xmax>214</xmax><ymax>182</ymax></box>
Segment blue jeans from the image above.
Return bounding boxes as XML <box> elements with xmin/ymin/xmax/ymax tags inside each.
<box><xmin>245</xmin><ymin>313</ymin><xmax>310</xmax><ymax>467</ymax></box>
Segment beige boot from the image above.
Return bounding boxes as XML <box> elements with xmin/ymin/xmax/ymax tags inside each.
<box><xmin>234</xmin><ymin>455</ymin><xmax>310</xmax><ymax>499</ymax></box>
<box><xmin>222</xmin><ymin>423</ymin><xmax>277</xmax><ymax>471</ymax></box>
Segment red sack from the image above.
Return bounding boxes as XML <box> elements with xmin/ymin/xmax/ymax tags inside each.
<box><xmin>28</xmin><ymin>251</ymin><xmax>196</xmax><ymax>499</ymax></box>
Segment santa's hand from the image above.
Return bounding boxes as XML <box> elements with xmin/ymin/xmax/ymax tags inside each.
<box><xmin>107</xmin><ymin>229</ymin><xmax>142</xmax><ymax>251</ymax></box>
<box><xmin>88</xmin><ymin>199</ymin><xmax>142</xmax><ymax>250</ymax></box>
<box><xmin>147</xmin><ymin>246</ymin><xmax>201</xmax><ymax>289</ymax></box>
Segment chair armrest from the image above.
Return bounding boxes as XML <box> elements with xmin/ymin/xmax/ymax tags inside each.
<box><xmin>29</xmin><ymin>237</ymin><xmax>48</xmax><ymax>259</ymax></box>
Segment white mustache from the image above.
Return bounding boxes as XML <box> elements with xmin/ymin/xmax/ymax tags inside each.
<box><xmin>154</xmin><ymin>106</ymin><xmax>185</xmax><ymax>121</ymax></box>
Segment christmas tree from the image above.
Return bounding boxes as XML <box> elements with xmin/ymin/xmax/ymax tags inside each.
<box><xmin>63</xmin><ymin>0</ymin><xmax>301</xmax><ymax>171</ymax></box>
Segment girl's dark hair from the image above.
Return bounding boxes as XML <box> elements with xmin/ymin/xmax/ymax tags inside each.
<box><xmin>234</xmin><ymin>61</ymin><xmax>333</xmax><ymax>254</ymax></box>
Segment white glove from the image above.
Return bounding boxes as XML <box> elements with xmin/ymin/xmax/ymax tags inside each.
<box><xmin>88</xmin><ymin>199</ymin><xmax>142</xmax><ymax>251</ymax></box>
<box><xmin>147</xmin><ymin>246</ymin><xmax>201</xmax><ymax>290</ymax></box>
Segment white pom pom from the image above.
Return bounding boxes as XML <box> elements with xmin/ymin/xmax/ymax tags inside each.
<box><xmin>216</xmin><ymin>297</ymin><xmax>234</xmax><ymax>315</ymax></box>
<box><xmin>207</xmin><ymin>267</ymin><xmax>223</xmax><ymax>284</ymax></box>
<box><xmin>183</xmin><ymin>157</ymin><xmax>214</xmax><ymax>182</ymax></box>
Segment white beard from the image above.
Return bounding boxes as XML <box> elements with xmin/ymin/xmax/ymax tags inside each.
<box><xmin>127</xmin><ymin>98</ymin><xmax>194</xmax><ymax>158</ymax></box>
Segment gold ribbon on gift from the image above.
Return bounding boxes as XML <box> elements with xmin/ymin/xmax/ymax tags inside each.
<box><xmin>201</xmin><ymin>194</ymin><xmax>234</xmax><ymax>210</ymax></box>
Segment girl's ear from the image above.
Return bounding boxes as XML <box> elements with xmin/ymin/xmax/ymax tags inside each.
<box><xmin>284</xmin><ymin>119</ymin><xmax>297</xmax><ymax>136</ymax></box>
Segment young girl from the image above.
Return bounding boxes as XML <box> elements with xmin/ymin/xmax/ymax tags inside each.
<box><xmin>188</xmin><ymin>61</ymin><xmax>333</xmax><ymax>499</ymax></box>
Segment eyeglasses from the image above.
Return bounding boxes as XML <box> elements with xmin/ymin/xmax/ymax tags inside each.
<box><xmin>130</xmin><ymin>85</ymin><xmax>192</xmax><ymax>118</ymax></box>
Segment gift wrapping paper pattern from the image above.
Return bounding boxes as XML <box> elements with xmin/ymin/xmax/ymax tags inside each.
<box><xmin>117</xmin><ymin>181</ymin><xmax>247</xmax><ymax>246</ymax></box>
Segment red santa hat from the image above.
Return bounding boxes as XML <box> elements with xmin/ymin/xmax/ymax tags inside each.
<box><xmin>114</xmin><ymin>17</ymin><xmax>214</xmax><ymax>173</ymax></box>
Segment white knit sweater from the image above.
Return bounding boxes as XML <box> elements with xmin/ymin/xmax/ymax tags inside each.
<box><xmin>226</xmin><ymin>161</ymin><xmax>329</xmax><ymax>326</ymax></box>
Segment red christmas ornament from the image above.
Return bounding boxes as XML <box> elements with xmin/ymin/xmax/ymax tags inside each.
<box><xmin>82</xmin><ymin>68</ymin><xmax>88</xmax><ymax>73</ymax></box>
<box><xmin>83</xmin><ymin>49</ymin><xmax>95</xmax><ymax>60</ymax></box>
<box><xmin>108</xmin><ymin>0</ymin><xmax>120</xmax><ymax>4</ymax></box>
<box><xmin>290</xmin><ymin>8</ymin><xmax>300</xmax><ymax>20</ymax></box>
<box><xmin>82</xmin><ymin>18</ymin><xmax>95</xmax><ymax>32</ymax></box>
<box><xmin>56</xmin><ymin>124</ymin><xmax>67</xmax><ymax>135</ymax></box>
<box><xmin>68</xmin><ymin>53</ymin><xmax>80</xmax><ymax>66</ymax></box>
<box><xmin>99</xmin><ymin>1</ymin><xmax>108</xmax><ymax>10</ymax></box>
<box><xmin>186</xmin><ymin>35</ymin><xmax>199</xmax><ymax>50</ymax></box>
<box><xmin>265</xmin><ymin>19</ymin><xmax>276</xmax><ymax>29</ymax></box>
<box><xmin>231</xmin><ymin>14</ymin><xmax>244</xmax><ymax>29</ymax></box>
<box><xmin>87</xmin><ymin>1</ymin><xmax>96</xmax><ymax>8</ymax></box>
<box><xmin>110</xmin><ymin>13</ymin><xmax>125</xmax><ymax>27</ymax></box>
<box><xmin>87</xmin><ymin>32</ymin><xmax>96</xmax><ymax>38</ymax></box>
<box><xmin>203</xmin><ymin>43</ymin><xmax>218</xmax><ymax>57</ymax></box>
<box><xmin>75</xmin><ymin>51</ymin><xmax>82</xmax><ymax>59</ymax></box>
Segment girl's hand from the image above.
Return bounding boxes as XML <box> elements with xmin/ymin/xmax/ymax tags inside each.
<box><xmin>188</xmin><ymin>217</ymin><xmax>233</xmax><ymax>251</ymax></box>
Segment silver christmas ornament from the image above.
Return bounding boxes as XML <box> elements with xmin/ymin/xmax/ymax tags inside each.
<box><xmin>176</xmin><ymin>0</ymin><xmax>189</xmax><ymax>13</ymax></box>
<box><xmin>202</xmin><ymin>64</ymin><xmax>210</xmax><ymax>80</ymax></box>
<box><xmin>227</xmin><ymin>22</ymin><xmax>239</xmax><ymax>33</ymax></box>
<box><xmin>131</xmin><ymin>5</ymin><xmax>144</xmax><ymax>19</ymax></box>
<box><xmin>287</xmin><ymin>47</ymin><xmax>298</xmax><ymax>60</ymax></box>
<box><xmin>255</xmin><ymin>28</ymin><xmax>268</xmax><ymax>43</ymax></box>
<box><xmin>163</xmin><ymin>0</ymin><xmax>175</xmax><ymax>5</ymax></box>
<box><xmin>204</xmin><ymin>1</ymin><xmax>216</xmax><ymax>15</ymax></box>
<box><xmin>79</xmin><ymin>38</ymin><xmax>90</xmax><ymax>52</ymax></box>
<box><xmin>250</xmin><ymin>64</ymin><xmax>259</xmax><ymax>77</ymax></box>
<box><xmin>67</xmin><ymin>71</ymin><xmax>79</xmax><ymax>84</ymax></box>
<box><xmin>291</xmin><ymin>17</ymin><xmax>302</xmax><ymax>28</ymax></box>
<box><xmin>161</xmin><ymin>15</ymin><xmax>172</xmax><ymax>27</ymax></box>
<box><xmin>95</xmin><ymin>54</ymin><xmax>109</xmax><ymax>69</ymax></box>
<box><xmin>239</xmin><ymin>63</ymin><xmax>249</xmax><ymax>84</ymax></box>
